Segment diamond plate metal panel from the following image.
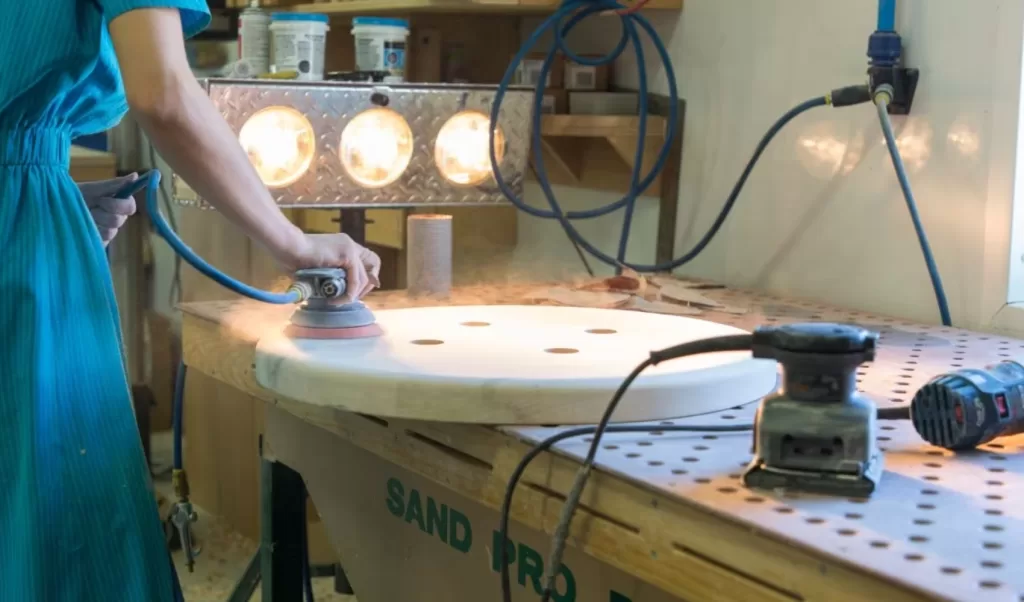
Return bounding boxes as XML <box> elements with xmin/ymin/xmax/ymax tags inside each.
<box><xmin>172</xmin><ymin>79</ymin><xmax>533</xmax><ymax>209</ymax></box>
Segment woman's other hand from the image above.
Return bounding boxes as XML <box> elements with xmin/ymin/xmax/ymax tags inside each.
<box><xmin>78</xmin><ymin>173</ymin><xmax>139</xmax><ymax>247</ymax></box>
<box><xmin>288</xmin><ymin>234</ymin><xmax>382</xmax><ymax>301</ymax></box>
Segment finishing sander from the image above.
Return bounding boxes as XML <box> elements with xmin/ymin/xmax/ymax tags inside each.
<box><xmin>743</xmin><ymin>323</ymin><xmax>883</xmax><ymax>498</ymax></box>
<box><xmin>284</xmin><ymin>268</ymin><xmax>383</xmax><ymax>339</ymax></box>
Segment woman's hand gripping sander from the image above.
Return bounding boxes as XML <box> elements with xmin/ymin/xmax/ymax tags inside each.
<box><xmin>122</xmin><ymin>170</ymin><xmax>385</xmax><ymax>339</ymax></box>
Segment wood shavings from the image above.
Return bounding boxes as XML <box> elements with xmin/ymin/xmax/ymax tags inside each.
<box><xmin>627</xmin><ymin>297</ymin><xmax>703</xmax><ymax>316</ymax></box>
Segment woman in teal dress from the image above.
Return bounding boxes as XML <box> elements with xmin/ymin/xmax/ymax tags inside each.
<box><xmin>0</xmin><ymin>3</ymin><xmax>380</xmax><ymax>600</ymax></box>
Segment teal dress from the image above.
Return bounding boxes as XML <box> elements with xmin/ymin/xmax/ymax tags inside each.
<box><xmin>0</xmin><ymin>2</ymin><xmax>209</xmax><ymax>600</ymax></box>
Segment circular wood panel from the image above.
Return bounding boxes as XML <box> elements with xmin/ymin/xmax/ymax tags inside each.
<box><xmin>254</xmin><ymin>305</ymin><xmax>778</xmax><ymax>424</ymax></box>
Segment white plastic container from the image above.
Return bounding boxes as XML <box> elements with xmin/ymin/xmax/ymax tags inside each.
<box><xmin>351</xmin><ymin>17</ymin><xmax>410</xmax><ymax>82</ymax></box>
<box><xmin>270</xmin><ymin>13</ymin><xmax>330</xmax><ymax>81</ymax></box>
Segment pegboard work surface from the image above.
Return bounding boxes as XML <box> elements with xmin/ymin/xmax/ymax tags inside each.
<box><xmin>508</xmin><ymin>288</ymin><xmax>1024</xmax><ymax>602</ymax></box>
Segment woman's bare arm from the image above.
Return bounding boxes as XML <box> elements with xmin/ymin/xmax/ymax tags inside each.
<box><xmin>107</xmin><ymin>8</ymin><xmax>309</xmax><ymax>268</ymax></box>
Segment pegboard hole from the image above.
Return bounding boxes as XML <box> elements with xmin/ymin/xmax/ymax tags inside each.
<box><xmin>909</xmin><ymin>535</ymin><xmax>929</xmax><ymax>543</ymax></box>
<box><xmin>694</xmin><ymin>477</ymin><xmax>711</xmax><ymax>484</ymax></box>
<box><xmin>837</xmin><ymin>528</ymin><xmax>857</xmax><ymax>536</ymax></box>
<box><xmin>626</xmin><ymin>453</ymin><xmax>641</xmax><ymax>459</ymax></box>
<box><xmin>923</xmin><ymin>475</ymin><xmax>940</xmax><ymax>482</ymax></box>
<box><xmin>745</xmin><ymin>496</ymin><xmax>766</xmax><ymax>504</ymax></box>
<box><xmin>985</xmin><ymin>494</ymin><xmax>1003</xmax><ymax>501</ymax></box>
<box><xmin>980</xmin><ymin>560</ymin><xmax>1003</xmax><ymax>569</ymax></box>
<box><xmin>545</xmin><ymin>347</ymin><xmax>579</xmax><ymax>354</ymax></box>
<box><xmin>671</xmin><ymin>469</ymin><xmax>687</xmax><ymax>475</ymax></box>
<box><xmin>638</xmin><ymin>441</ymin><xmax>652</xmax><ymax>447</ymax></box>
<box><xmin>585</xmin><ymin>328</ymin><xmax>617</xmax><ymax>335</ymax></box>
<box><xmin>775</xmin><ymin>507</ymin><xmax>794</xmax><ymax>514</ymax></box>
<box><xmin>924</xmin><ymin>462</ymin><xmax>943</xmax><ymax>468</ymax></box>
<box><xmin>870</xmin><ymin>540</ymin><xmax>889</xmax><ymax>549</ymax></box>
<box><xmin>982</xmin><ymin>542</ymin><xmax>1003</xmax><ymax>550</ymax></box>
<box><xmin>984</xmin><ymin>525</ymin><xmax>1004</xmax><ymax>532</ymax></box>
<box><xmin>805</xmin><ymin>517</ymin><xmax>825</xmax><ymax>525</ymax></box>
<box><xmin>411</xmin><ymin>339</ymin><xmax>444</xmax><ymax>346</ymax></box>
<box><xmin>921</xmin><ymin>489</ymin><xmax>939</xmax><ymax>496</ymax></box>
<box><xmin>845</xmin><ymin>513</ymin><xmax>863</xmax><ymax>520</ymax></box>
<box><xmin>905</xmin><ymin>554</ymin><xmax>924</xmax><ymax>562</ymax></box>
<box><xmin>702</xmin><ymin>435</ymin><xmax>718</xmax><ymax>440</ymax></box>
<box><xmin>985</xmin><ymin>509</ymin><xmax>1003</xmax><ymax>516</ymax></box>
<box><xmin>940</xmin><ymin>567</ymin><xmax>962</xmax><ymax>575</ymax></box>
<box><xmin>986</xmin><ymin>481</ymin><xmax>1004</xmax><ymax>487</ymax></box>
<box><xmin>603</xmin><ymin>445</ymin><xmax>619</xmax><ymax>450</ymax></box>
<box><xmin>682</xmin><ymin>457</ymin><xmax>699</xmax><ymax>463</ymax></box>
<box><xmin>460</xmin><ymin>321</ymin><xmax>490</xmax><ymax>327</ymax></box>
<box><xmin>648</xmin><ymin>460</ymin><xmax>663</xmax><ymax>467</ymax></box>
<box><xmin>979</xmin><ymin>581</ymin><xmax>1002</xmax><ymax>590</ymax></box>
<box><xmin>694</xmin><ymin>445</ymin><xmax>709</xmax><ymax>451</ymax></box>
<box><xmin>913</xmin><ymin>519</ymin><xmax>933</xmax><ymax>526</ymax></box>
<box><xmin>917</xmin><ymin>503</ymin><xmax>935</xmax><ymax>510</ymax></box>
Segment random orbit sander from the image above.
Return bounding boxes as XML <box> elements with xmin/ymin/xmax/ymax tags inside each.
<box><xmin>284</xmin><ymin>268</ymin><xmax>383</xmax><ymax>339</ymax></box>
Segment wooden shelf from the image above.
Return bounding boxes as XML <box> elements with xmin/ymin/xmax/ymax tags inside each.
<box><xmin>289</xmin><ymin>0</ymin><xmax>681</xmax><ymax>15</ymax></box>
<box><xmin>533</xmin><ymin>114</ymin><xmax>670</xmax><ymax>196</ymax></box>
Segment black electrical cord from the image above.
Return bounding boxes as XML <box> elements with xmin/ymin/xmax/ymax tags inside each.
<box><xmin>497</xmin><ymin>334</ymin><xmax>755</xmax><ymax>602</ymax></box>
<box><xmin>497</xmin><ymin>422</ymin><xmax>754</xmax><ymax>602</ymax></box>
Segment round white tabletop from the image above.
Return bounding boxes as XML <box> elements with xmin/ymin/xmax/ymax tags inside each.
<box><xmin>254</xmin><ymin>305</ymin><xmax>779</xmax><ymax>424</ymax></box>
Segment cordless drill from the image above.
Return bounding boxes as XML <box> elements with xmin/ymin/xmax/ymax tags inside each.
<box><xmin>910</xmin><ymin>360</ymin><xmax>1024</xmax><ymax>450</ymax></box>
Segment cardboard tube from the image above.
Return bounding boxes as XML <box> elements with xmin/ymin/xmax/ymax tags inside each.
<box><xmin>406</xmin><ymin>214</ymin><xmax>453</xmax><ymax>297</ymax></box>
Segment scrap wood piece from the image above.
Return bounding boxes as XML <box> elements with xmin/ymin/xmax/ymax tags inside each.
<box><xmin>627</xmin><ymin>297</ymin><xmax>703</xmax><ymax>316</ymax></box>
<box><xmin>523</xmin><ymin>287</ymin><xmax>631</xmax><ymax>309</ymax></box>
<box><xmin>657</xmin><ymin>281</ymin><xmax>724</xmax><ymax>308</ymax></box>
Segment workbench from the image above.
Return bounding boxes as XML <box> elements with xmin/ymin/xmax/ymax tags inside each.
<box><xmin>181</xmin><ymin>283</ymin><xmax>1024</xmax><ymax>602</ymax></box>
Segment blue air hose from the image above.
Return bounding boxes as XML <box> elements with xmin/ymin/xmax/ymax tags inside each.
<box><xmin>122</xmin><ymin>170</ymin><xmax>301</xmax><ymax>305</ymax></box>
<box><xmin>489</xmin><ymin>4</ymin><xmax>829</xmax><ymax>273</ymax></box>
<box><xmin>877</xmin><ymin>0</ymin><xmax>896</xmax><ymax>31</ymax></box>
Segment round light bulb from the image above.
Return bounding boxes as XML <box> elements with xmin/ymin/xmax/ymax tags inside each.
<box><xmin>339</xmin><ymin>108</ymin><xmax>414</xmax><ymax>189</ymax></box>
<box><xmin>434</xmin><ymin>111</ymin><xmax>506</xmax><ymax>186</ymax></box>
<box><xmin>238</xmin><ymin>106</ymin><xmax>315</xmax><ymax>189</ymax></box>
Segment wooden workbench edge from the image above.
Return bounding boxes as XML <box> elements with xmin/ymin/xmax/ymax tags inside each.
<box><xmin>181</xmin><ymin>311</ymin><xmax>937</xmax><ymax>602</ymax></box>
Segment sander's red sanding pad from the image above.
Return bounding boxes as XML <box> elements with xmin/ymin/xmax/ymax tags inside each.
<box><xmin>283</xmin><ymin>323</ymin><xmax>385</xmax><ymax>340</ymax></box>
